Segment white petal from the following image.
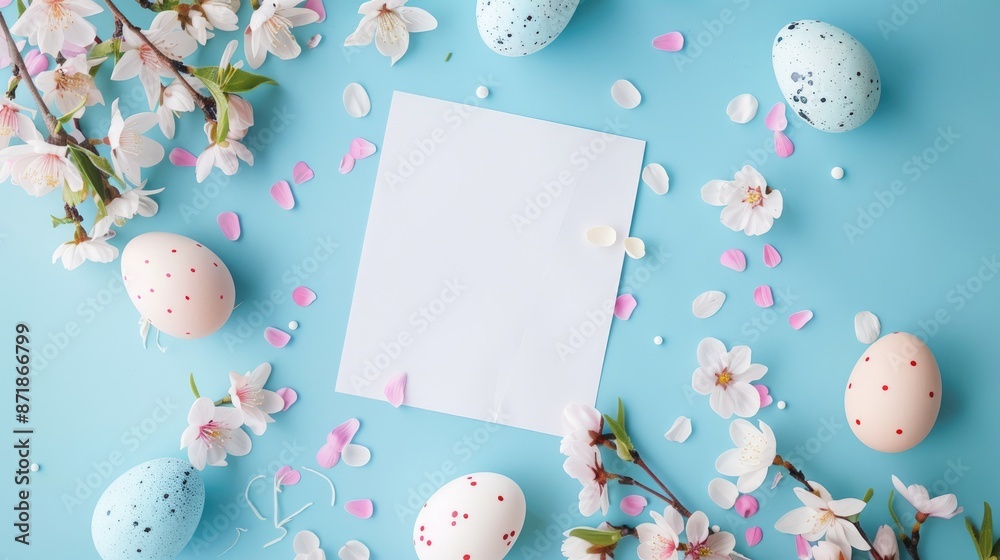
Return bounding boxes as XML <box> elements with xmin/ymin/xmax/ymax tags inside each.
<box><xmin>585</xmin><ymin>225</ymin><xmax>616</xmax><ymax>247</ymax></box>
<box><xmin>611</xmin><ymin>79</ymin><xmax>641</xmax><ymax>109</ymax></box>
<box><xmin>624</xmin><ymin>237</ymin><xmax>645</xmax><ymax>259</ymax></box>
<box><xmin>692</xmin><ymin>290</ymin><xmax>726</xmax><ymax>318</ymax></box>
<box><xmin>293</xmin><ymin>530</ymin><xmax>320</xmax><ymax>554</ymax></box>
<box><xmin>727</xmin><ymin>93</ymin><xmax>758</xmax><ymax>124</ymax></box>
<box><xmin>664</xmin><ymin>416</ymin><xmax>692</xmax><ymax>443</ymax></box>
<box><xmin>401</xmin><ymin>6</ymin><xmax>437</xmax><ymax>32</ymax></box>
<box><xmin>641</xmin><ymin>163</ymin><xmax>669</xmax><ymax>195</ymax></box>
<box><xmin>342</xmin><ymin>443</ymin><xmax>371</xmax><ymax>467</ymax></box>
<box><xmin>338</xmin><ymin>540</ymin><xmax>370</xmax><ymax>560</ymax></box>
<box><xmin>343</xmin><ymin>82</ymin><xmax>371</xmax><ymax>118</ymax></box>
<box><xmin>708</xmin><ymin>478</ymin><xmax>738</xmax><ymax>509</ymax></box>
<box><xmin>854</xmin><ymin>311</ymin><xmax>881</xmax><ymax>344</ymax></box>
<box><xmin>701</xmin><ymin>179</ymin><xmax>734</xmax><ymax>206</ymax></box>
<box><xmin>774</xmin><ymin>506</ymin><xmax>821</xmax><ymax>536</ymax></box>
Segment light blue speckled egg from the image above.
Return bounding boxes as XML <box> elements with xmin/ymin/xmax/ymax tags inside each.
<box><xmin>772</xmin><ymin>20</ymin><xmax>881</xmax><ymax>132</ymax></box>
<box><xmin>476</xmin><ymin>0</ymin><xmax>579</xmax><ymax>57</ymax></box>
<box><xmin>91</xmin><ymin>458</ymin><xmax>205</xmax><ymax>560</ymax></box>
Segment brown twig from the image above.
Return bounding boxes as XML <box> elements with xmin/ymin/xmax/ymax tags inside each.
<box><xmin>100</xmin><ymin>0</ymin><xmax>214</xmax><ymax>120</ymax></box>
<box><xmin>901</xmin><ymin>525</ymin><xmax>921</xmax><ymax>560</ymax></box>
<box><xmin>632</xmin><ymin>451</ymin><xmax>692</xmax><ymax>518</ymax></box>
<box><xmin>0</xmin><ymin>13</ymin><xmax>66</xmax><ymax>143</ymax></box>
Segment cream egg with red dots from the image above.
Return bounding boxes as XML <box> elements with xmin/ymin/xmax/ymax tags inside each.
<box><xmin>121</xmin><ymin>232</ymin><xmax>236</xmax><ymax>339</ymax></box>
<box><xmin>413</xmin><ymin>473</ymin><xmax>526</xmax><ymax>560</ymax></box>
<box><xmin>845</xmin><ymin>332</ymin><xmax>942</xmax><ymax>453</ymax></box>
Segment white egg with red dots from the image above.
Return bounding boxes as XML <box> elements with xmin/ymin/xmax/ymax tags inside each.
<box><xmin>121</xmin><ymin>232</ymin><xmax>236</xmax><ymax>339</ymax></box>
<box><xmin>413</xmin><ymin>473</ymin><xmax>526</xmax><ymax>560</ymax></box>
<box><xmin>845</xmin><ymin>332</ymin><xmax>942</xmax><ymax>453</ymax></box>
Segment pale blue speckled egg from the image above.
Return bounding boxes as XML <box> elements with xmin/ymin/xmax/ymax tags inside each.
<box><xmin>476</xmin><ymin>0</ymin><xmax>579</xmax><ymax>57</ymax></box>
<box><xmin>91</xmin><ymin>458</ymin><xmax>205</xmax><ymax>560</ymax></box>
<box><xmin>772</xmin><ymin>20</ymin><xmax>881</xmax><ymax>132</ymax></box>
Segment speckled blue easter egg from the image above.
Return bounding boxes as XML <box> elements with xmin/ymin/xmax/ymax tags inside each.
<box><xmin>772</xmin><ymin>20</ymin><xmax>881</xmax><ymax>132</ymax></box>
<box><xmin>476</xmin><ymin>0</ymin><xmax>579</xmax><ymax>57</ymax></box>
<box><xmin>91</xmin><ymin>458</ymin><xmax>205</xmax><ymax>560</ymax></box>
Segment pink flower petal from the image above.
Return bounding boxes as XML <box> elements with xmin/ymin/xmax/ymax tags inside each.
<box><xmin>753</xmin><ymin>285</ymin><xmax>774</xmax><ymax>308</ymax></box>
<box><xmin>789</xmin><ymin>310</ymin><xmax>814</xmax><ymax>330</ymax></box>
<box><xmin>720</xmin><ymin>249</ymin><xmax>746</xmax><ymax>272</ymax></box>
<box><xmin>620</xmin><ymin>494</ymin><xmax>647</xmax><ymax>517</ymax></box>
<box><xmin>327</xmin><ymin>418</ymin><xmax>360</xmax><ymax>452</ymax></box>
<box><xmin>270</xmin><ymin>180</ymin><xmax>295</xmax><ymax>210</ymax></box>
<box><xmin>169</xmin><ymin>147</ymin><xmax>198</xmax><ymax>167</ymax></box>
<box><xmin>304</xmin><ymin>0</ymin><xmax>325</xmax><ymax>22</ymax></box>
<box><xmin>217</xmin><ymin>211</ymin><xmax>241</xmax><ymax>241</ymax></box>
<box><xmin>292</xmin><ymin>161</ymin><xmax>314</xmax><ymax>184</ymax></box>
<box><xmin>765</xmin><ymin>102</ymin><xmax>787</xmax><ymax>132</ymax></box>
<box><xmin>735</xmin><ymin>495</ymin><xmax>760</xmax><ymax>518</ymax></box>
<box><xmin>24</xmin><ymin>49</ymin><xmax>48</xmax><ymax>76</ymax></box>
<box><xmin>383</xmin><ymin>373</ymin><xmax>407</xmax><ymax>408</ymax></box>
<box><xmin>60</xmin><ymin>41</ymin><xmax>87</xmax><ymax>57</ymax></box>
<box><xmin>339</xmin><ymin>153</ymin><xmax>356</xmax><ymax>174</ymax></box>
<box><xmin>614</xmin><ymin>294</ymin><xmax>637</xmax><ymax>320</ymax></box>
<box><xmin>763</xmin><ymin>244</ymin><xmax>782</xmax><ymax>268</ymax></box>
<box><xmin>651</xmin><ymin>31</ymin><xmax>684</xmax><ymax>52</ymax></box>
<box><xmin>745</xmin><ymin>526</ymin><xmax>763</xmax><ymax>547</ymax></box>
<box><xmin>276</xmin><ymin>387</ymin><xmax>298</xmax><ymax>411</ymax></box>
<box><xmin>264</xmin><ymin>327</ymin><xmax>291</xmax><ymax>348</ymax></box>
<box><xmin>0</xmin><ymin>0</ymin><xmax>14</xmax><ymax>8</ymax></box>
<box><xmin>754</xmin><ymin>384</ymin><xmax>773</xmax><ymax>408</ymax></box>
<box><xmin>316</xmin><ymin>444</ymin><xmax>340</xmax><ymax>468</ymax></box>
<box><xmin>276</xmin><ymin>466</ymin><xmax>301</xmax><ymax>486</ymax></box>
<box><xmin>795</xmin><ymin>535</ymin><xmax>811</xmax><ymax>559</ymax></box>
<box><xmin>292</xmin><ymin>286</ymin><xmax>317</xmax><ymax>307</ymax></box>
<box><xmin>345</xmin><ymin>499</ymin><xmax>373</xmax><ymax>519</ymax></box>
<box><xmin>774</xmin><ymin>130</ymin><xmax>795</xmax><ymax>158</ymax></box>
<box><xmin>349</xmin><ymin>138</ymin><xmax>377</xmax><ymax>160</ymax></box>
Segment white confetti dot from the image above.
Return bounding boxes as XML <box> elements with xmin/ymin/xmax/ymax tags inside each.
<box><xmin>288</xmin><ymin>321</ymin><xmax>299</xmax><ymax>331</ymax></box>
<box><xmin>30</xmin><ymin>463</ymin><xmax>39</xmax><ymax>472</ymax></box>
<box><xmin>777</xmin><ymin>400</ymin><xmax>787</xmax><ymax>410</ymax></box>
<box><xmin>831</xmin><ymin>166</ymin><xmax>845</xmax><ymax>180</ymax></box>
<box><xmin>653</xmin><ymin>336</ymin><xmax>663</xmax><ymax>346</ymax></box>
<box><xmin>712</xmin><ymin>525</ymin><xmax>721</xmax><ymax>533</ymax></box>
<box><xmin>476</xmin><ymin>86</ymin><xmax>489</xmax><ymax>99</ymax></box>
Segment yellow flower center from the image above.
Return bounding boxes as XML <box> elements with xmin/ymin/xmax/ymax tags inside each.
<box><xmin>716</xmin><ymin>369</ymin><xmax>733</xmax><ymax>387</ymax></box>
<box><xmin>743</xmin><ymin>186</ymin><xmax>763</xmax><ymax>207</ymax></box>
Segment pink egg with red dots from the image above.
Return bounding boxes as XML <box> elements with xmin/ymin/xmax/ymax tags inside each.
<box><xmin>413</xmin><ymin>472</ymin><xmax>525</xmax><ymax>560</ymax></box>
<box><xmin>121</xmin><ymin>232</ymin><xmax>236</xmax><ymax>339</ymax></box>
<box><xmin>845</xmin><ymin>332</ymin><xmax>942</xmax><ymax>453</ymax></box>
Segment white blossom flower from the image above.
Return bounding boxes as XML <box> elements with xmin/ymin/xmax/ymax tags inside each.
<box><xmin>560</xmin><ymin>402</ymin><xmax>603</xmax><ymax>456</ymax></box>
<box><xmin>111</xmin><ymin>11</ymin><xmax>197</xmax><ymax>109</ymax></box>
<box><xmin>636</xmin><ymin>506</ymin><xmax>684</xmax><ymax>560</ymax></box>
<box><xmin>891</xmin><ymin>475</ymin><xmax>963</xmax><ymax>520</ymax></box>
<box><xmin>701</xmin><ymin>165</ymin><xmax>783</xmax><ymax>236</ymax></box>
<box><xmin>180</xmin><ymin>397</ymin><xmax>252</xmax><ymax>470</ymax></box>
<box><xmin>870</xmin><ymin>525</ymin><xmax>900</xmax><ymax>560</ymax></box>
<box><xmin>0</xmin><ymin>99</ymin><xmax>41</xmax><ymax>149</ymax></box>
<box><xmin>345</xmin><ymin>0</ymin><xmax>437</xmax><ymax>65</ymax></box>
<box><xmin>244</xmin><ymin>0</ymin><xmax>318</xmax><ymax>69</ymax></box>
<box><xmin>562</xmin><ymin>523</ymin><xmax>616</xmax><ymax>560</ymax></box>
<box><xmin>108</xmin><ymin>98</ymin><xmax>164</xmax><ymax>185</ymax></box>
<box><xmin>227</xmin><ymin>93</ymin><xmax>253</xmax><ymax>135</ymax></box>
<box><xmin>692</xmin><ymin>337</ymin><xmax>767</xmax><ymax>419</ymax></box>
<box><xmin>52</xmin><ymin>230</ymin><xmax>119</xmax><ymax>270</ymax></box>
<box><xmin>0</xmin><ymin>139</ymin><xmax>82</xmax><ymax>197</ymax></box>
<box><xmin>812</xmin><ymin>540</ymin><xmax>851</xmax><ymax>560</ymax></box>
<box><xmin>715</xmin><ymin>419</ymin><xmax>777</xmax><ymax>492</ymax></box>
<box><xmin>683</xmin><ymin>511</ymin><xmax>736</xmax><ymax>560</ymax></box>
<box><xmin>34</xmin><ymin>53</ymin><xmax>104</xmax><ymax>118</ymax></box>
<box><xmin>774</xmin><ymin>481</ymin><xmax>871</xmax><ymax>551</ymax></box>
<box><xmin>10</xmin><ymin>0</ymin><xmax>102</xmax><ymax>56</ymax></box>
<box><xmin>200</xmin><ymin>0</ymin><xmax>240</xmax><ymax>32</ymax></box>
<box><xmin>195</xmin><ymin>122</ymin><xmax>253</xmax><ymax>182</ymax></box>
<box><xmin>562</xmin><ymin>447</ymin><xmax>609</xmax><ymax>517</ymax></box>
<box><xmin>91</xmin><ymin>184</ymin><xmax>164</xmax><ymax>237</ymax></box>
<box><xmin>228</xmin><ymin>362</ymin><xmax>284</xmax><ymax>436</ymax></box>
<box><xmin>156</xmin><ymin>78</ymin><xmax>198</xmax><ymax>138</ymax></box>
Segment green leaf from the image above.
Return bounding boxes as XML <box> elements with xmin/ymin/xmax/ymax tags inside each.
<box><xmin>88</xmin><ymin>38</ymin><xmax>120</xmax><ymax>61</ymax></box>
<box><xmin>189</xmin><ymin>373</ymin><xmax>200</xmax><ymax>399</ymax></box>
<box><xmin>567</xmin><ymin>528</ymin><xmax>620</xmax><ymax>547</ymax></box>
<box><xmin>969</xmin><ymin>517</ymin><xmax>984</xmax><ymax>559</ymax></box>
<box><xmin>616</xmin><ymin>398</ymin><xmax>625</xmax><ymax>427</ymax></box>
<box><xmin>220</xmin><ymin>68</ymin><xmax>277</xmax><ymax>93</ymax></box>
<box><xmin>983</xmin><ymin>503</ymin><xmax>994</xmax><ymax>559</ymax></box>
<box><xmin>16</xmin><ymin>0</ymin><xmax>26</xmax><ymax>17</ymax></box>
<box><xmin>862</xmin><ymin>488</ymin><xmax>874</xmax><ymax>503</ymax></box>
<box><xmin>603</xmin><ymin>414</ymin><xmax>633</xmax><ymax>462</ymax></box>
<box><xmin>196</xmin><ymin>74</ymin><xmax>230</xmax><ymax>144</ymax></box>
<box><xmin>69</xmin><ymin>145</ymin><xmax>118</xmax><ymax>197</ymax></box>
<box><xmin>50</xmin><ymin>215</ymin><xmax>75</xmax><ymax>227</ymax></box>
<box><xmin>993</xmin><ymin>535</ymin><xmax>1000</xmax><ymax>560</ymax></box>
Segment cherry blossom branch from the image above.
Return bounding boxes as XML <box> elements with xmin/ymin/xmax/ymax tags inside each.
<box><xmin>598</xmin><ymin>435</ymin><xmax>693</xmax><ymax>518</ymax></box>
<box><xmin>611</xmin><ymin>473</ymin><xmax>676</xmax><ymax>506</ymax></box>
<box><xmin>631</xmin><ymin>451</ymin><xmax>692</xmax><ymax>518</ymax></box>
<box><xmin>0</xmin><ymin>13</ymin><xmax>65</xmax><ymax>143</ymax></box>
<box><xmin>902</xmin><ymin>525</ymin><xmax>921</xmax><ymax>560</ymax></box>
<box><xmin>100</xmin><ymin>0</ymin><xmax>215</xmax><ymax>120</ymax></box>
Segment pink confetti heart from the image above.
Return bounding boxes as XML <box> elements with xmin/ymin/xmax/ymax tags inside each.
<box><xmin>720</xmin><ymin>248</ymin><xmax>746</xmax><ymax>272</ymax></box>
<box><xmin>789</xmin><ymin>310</ymin><xmax>814</xmax><ymax>330</ymax></box>
<box><xmin>614</xmin><ymin>294</ymin><xmax>637</xmax><ymax>320</ymax></box>
<box><xmin>292</xmin><ymin>286</ymin><xmax>317</xmax><ymax>307</ymax></box>
<box><xmin>276</xmin><ymin>387</ymin><xmax>297</xmax><ymax>411</ymax></box>
<box><xmin>349</xmin><ymin>138</ymin><xmax>376</xmax><ymax>159</ymax></box>
<box><xmin>304</xmin><ymin>0</ymin><xmax>325</xmax><ymax>21</ymax></box>
<box><xmin>763</xmin><ymin>244</ymin><xmax>782</xmax><ymax>268</ymax></box>
<box><xmin>735</xmin><ymin>495</ymin><xmax>760</xmax><ymax>518</ymax></box>
<box><xmin>651</xmin><ymin>31</ymin><xmax>684</xmax><ymax>52</ymax></box>
<box><xmin>339</xmin><ymin>153</ymin><xmax>356</xmax><ymax>174</ymax></box>
<box><xmin>620</xmin><ymin>494</ymin><xmax>647</xmax><ymax>517</ymax></box>
<box><xmin>774</xmin><ymin>130</ymin><xmax>794</xmax><ymax>158</ymax></box>
<box><xmin>217</xmin><ymin>211</ymin><xmax>241</xmax><ymax>241</ymax></box>
<box><xmin>745</xmin><ymin>526</ymin><xmax>763</xmax><ymax>547</ymax></box>
<box><xmin>383</xmin><ymin>373</ymin><xmax>407</xmax><ymax>408</ymax></box>
<box><xmin>264</xmin><ymin>327</ymin><xmax>291</xmax><ymax>348</ymax></box>
<box><xmin>292</xmin><ymin>161</ymin><xmax>314</xmax><ymax>184</ymax></box>
<box><xmin>270</xmin><ymin>180</ymin><xmax>295</xmax><ymax>210</ymax></box>
<box><xmin>765</xmin><ymin>102</ymin><xmax>787</xmax><ymax>132</ymax></box>
<box><xmin>275</xmin><ymin>466</ymin><xmax>301</xmax><ymax>486</ymax></box>
<box><xmin>754</xmin><ymin>384</ymin><xmax>773</xmax><ymax>408</ymax></box>
<box><xmin>345</xmin><ymin>499</ymin><xmax>373</xmax><ymax>519</ymax></box>
<box><xmin>753</xmin><ymin>285</ymin><xmax>773</xmax><ymax>308</ymax></box>
<box><xmin>169</xmin><ymin>147</ymin><xmax>198</xmax><ymax>167</ymax></box>
<box><xmin>23</xmin><ymin>49</ymin><xmax>48</xmax><ymax>76</ymax></box>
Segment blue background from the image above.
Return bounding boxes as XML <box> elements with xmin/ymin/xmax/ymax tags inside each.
<box><xmin>2</xmin><ymin>0</ymin><xmax>998</xmax><ymax>558</ymax></box>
